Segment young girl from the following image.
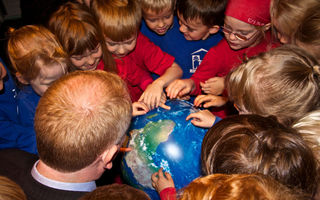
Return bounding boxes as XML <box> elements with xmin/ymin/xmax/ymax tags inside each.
<box><xmin>92</xmin><ymin>0</ymin><xmax>183</xmax><ymax>110</ymax></box>
<box><xmin>49</xmin><ymin>2</ymin><xmax>164</xmax><ymax>113</ymax></box>
<box><xmin>166</xmin><ymin>0</ymin><xmax>278</xmax><ymax>118</ymax></box>
<box><xmin>7</xmin><ymin>25</ymin><xmax>68</xmax><ymax>154</ymax></box>
<box><xmin>188</xmin><ymin>45</ymin><xmax>320</xmax><ymax>128</ymax></box>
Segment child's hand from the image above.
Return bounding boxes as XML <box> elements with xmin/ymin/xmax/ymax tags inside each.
<box><xmin>159</xmin><ymin>92</ymin><xmax>171</xmax><ymax>110</ymax></box>
<box><xmin>132</xmin><ymin>102</ymin><xmax>149</xmax><ymax>117</ymax></box>
<box><xmin>186</xmin><ymin>110</ymin><xmax>216</xmax><ymax>128</ymax></box>
<box><xmin>151</xmin><ymin>168</ymin><xmax>175</xmax><ymax>193</ymax></box>
<box><xmin>194</xmin><ymin>94</ymin><xmax>228</xmax><ymax>108</ymax></box>
<box><xmin>200</xmin><ymin>76</ymin><xmax>225</xmax><ymax>95</ymax></box>
<box><xmin>139</xmin><ymin>81</ymin><xmax>164</xmax><ymax>110</ymax></box>
<box><xmin>165</xmin><ymin>79</ymin><xmax>195</xmax><ymax>99</ymax></box>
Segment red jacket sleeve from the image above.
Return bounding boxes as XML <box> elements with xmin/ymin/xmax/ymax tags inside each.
<box><xmin>159</xmin><ymin>187</ymin><xmax>177</xmax><ymax>200</ymax></box>
<box><xmin>131</xmin><ymin>32</ymin><xmax>175</xmax><ymax>75</ymax></box>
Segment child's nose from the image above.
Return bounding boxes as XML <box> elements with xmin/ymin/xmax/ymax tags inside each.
<box><xmin>87</xmin><ymin>55</ymin><xmax>95</xmax><ymax>65</ymax></box>
<box><xmin>158</xmin><ymin>19</ymin><xmax>165</xmax><ymax>28</ymax></box>
<box><xmin>118</xmin><ymin>45</ymin><xmax>126</xmax><ymax>54</ymax></box>
<box><xmin>228</xmin><ymin>32</ymin><xmax>237</xmax><ymax>41</ymax></box>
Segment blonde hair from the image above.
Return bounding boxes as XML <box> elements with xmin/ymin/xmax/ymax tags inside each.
<box><xmin>270</xmin><ymin>0</ymin><xmax>319</xmax><ymax>42</ymax></box>
<box><xmin>179</xmin><ymin>174</ymin><xmax>307</xmax><ymax>200</ymax></box>
<box><xmin>91</xmin><ymin>0</ymin><xmax>142</xmax><ymax>42</ymax></box>
<box><xmin>49</xmin><ymin>2</ymin><xmax>116</xmax><ymax>73</ymax></box>
<box><xmin>7</xmin><ymin>25</ymin><xmax>67</xmax><ymax>82</ymax></box>
<box><xmin>226</xmin><ymin>45</ymin><xmax>320</xmax><ymax>126</ymax></box>
<box><xmin>34</xmin><ymin>70</ymin><xmax>132</xmax><ymax>172</ymax></box>
<box><xmin>293</xmin><ymin>110</ymin><xmax>320</xmax><ymax>165</ymax></box>
<box><xmin>140</xmin><ymin>0</ymin><xmax>175</xmax><ymax>14</ymax></box>
<box><xmin>0</xmin><ymin>176</ymin><xmax>26</xmax><ymax>200</ymax></box>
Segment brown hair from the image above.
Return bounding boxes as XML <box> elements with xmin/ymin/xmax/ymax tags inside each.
<box><xmin>201</xmin><ymin>114</ymin><xmax>318</xmax><ymax>196</ymax></box>
<box><xmin>48</xmin><ymin>2</ymin><xmax>116</xmax><ymax>72</ymax></box>
<box><xmin>91</xmin><ymin>0</ymin><xmax>142</xmax><ymax>42</ymax></box>
<box><xmin>79</xmin><ymin>183</ymin><xmax>150</xmax><ymax>200</ymax></box>
<box><xmin>34</xmin><ymin>70</ymin><xmax>132</xmax><ymax>172</ymax></box>
<box><xmin>179</xmin><ymin>173</ymin><xmax>308</xmax><ymax>200</ymax></box>
<box><xmin>226</xmin><ymin>45</ymin><xmax>320</xmax><ymax>126</ymax></box>
<box><xmin>270</xmin><ymin>0</ymin><xmax>319</xmax><ymax>42</ymax></box>
<box><xmin>7</xmin><ymin>25</ymin><xmax>67</xmax><ymax>82</ymax></box>
<box><xmin>140</xmin><ymin>0</ymin><xmax>175</xmax><ymax>14</ymax></box>
<box><xmin>0</xmin><ymin>176</ymin><xmax>26</xmax><ymax>200</ymax></box>
<box><xmin>176</xmin><ymin>0</ymin><xmax>227</xmax><ymax>27</ymax></box>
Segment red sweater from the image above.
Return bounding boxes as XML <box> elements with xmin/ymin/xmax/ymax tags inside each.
<box><xmin>160</xmin><ymin>187</ymin><xmax>177</xmax><ymax>200</ymax></box>
<box><xmin>97</xmin><ymin>58</ymin><xmax>153</xmax><ymax>102</ymax></box>
<box><xmin>190</xmin><ymin>32</ymin><xmax>278</xmax><ymax>96</ymax></box>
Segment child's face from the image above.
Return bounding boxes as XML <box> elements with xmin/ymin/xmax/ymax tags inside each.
<box><xmin>30</xmin><ymin>61</ymin><xmax>66</xmax><ymax>96</ymax></box>
<box><xmin>105</xmin><ymin>35</ymin><xmax>137</xmax><ymax>58</ymax></box>
<box><xmin>177</xmin><ymin>12</ymin><xmax>211</xmax><ymax>41</ymax></box>
<box><xmin>0</xmin><ymin>62</ymin><xmax>7</xmax><ymax>91</ymax></box>
<box><xmin>70</xmin><ymin>44</ymin><xmax>102</xmax><ymax>71</ymax></box>
<box><xmin>143</xmin><ymin>8</ymin><xmax>174</xmax><ymax>35</ymax></box>
<box><xmin>223</xmin><ymin>16</ymin><xmax>262</xmax><ymax>51</ymax></box>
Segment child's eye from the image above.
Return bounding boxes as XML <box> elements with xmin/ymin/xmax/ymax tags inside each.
<box><xmin>107</xmin><ymin>42</ymin><xmax>117</xmax><ymax>46</ymax></box>
<box><xmin>125</xmin><ymin>40</ymin><xmax>134</xmax><ymax>45</ymax></box>
<box><xmin>72</xmin><ymin>56</ymin><xmax>83</xmax><ymax>61</ymax></box>
<box><xmin>165</xmin><ymin>15</ymin><xmax>172</xmax><ymax>19</ymax></box>
<box><xmin>147</xmin><ymin>18</ymin><xmax>157</xmax><ymax>23</ymax></box>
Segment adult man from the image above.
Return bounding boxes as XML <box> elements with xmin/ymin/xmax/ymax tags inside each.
<box><xmin>0</xmin><ymin>70</ymin><xmax>132</xmax><ymax>200</ymax></box>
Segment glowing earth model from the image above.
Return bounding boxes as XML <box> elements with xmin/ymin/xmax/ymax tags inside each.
<box><xmin>121</xmin><ymin>99</ymin><xmax>208</xmax><ymax>199</ymax></box>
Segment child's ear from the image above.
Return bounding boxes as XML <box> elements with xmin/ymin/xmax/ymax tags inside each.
<box><xmin>209</xmin><ymin>25</ymin><xmax>220</xmax><ymax>35</ymax></box>
<box><xmin>15</xmin><ymin>72</ymin><xmax>29</xmax><ymax>85</ymax></box>
<box><xmin>263</xmin><ymin>23</ymin><xmax>271</xmax><ymax>32</ymax></box>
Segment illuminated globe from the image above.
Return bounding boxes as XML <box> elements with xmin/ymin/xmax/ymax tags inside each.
<box><xmin>121</xmin><ymin>99</ymin><xmax>208</xmax><ymax>199</ymax></box>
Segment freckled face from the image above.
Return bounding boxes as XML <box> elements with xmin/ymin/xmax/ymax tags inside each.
<box><xmin>143</xmin><ymin>8</ymin><xmax>174</xmax><ymax>35</ymax></box>
<box><xmin>30</xmin><ymin>60</ymin><xmax>66</xmax><ymax>96</ymax></box>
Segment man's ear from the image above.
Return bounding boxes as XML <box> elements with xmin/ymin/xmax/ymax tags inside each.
<box><xmin>209</xmin><ymin>25</ymin><xmax>220</xmax><ymax>35</ymax></box>
<box><xmin>15</xmin><ymin>72</ymin><xmax>29</xmax><ymax>85</ymax></box>
<box><xmin>101</xmin><ymin>145</ymin><xmax>119</xmax><ymax>170</ymax></box>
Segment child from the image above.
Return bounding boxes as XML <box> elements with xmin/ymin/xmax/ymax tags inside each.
<box><xmin>49</xmin><ymin>2</ymin><xmax>155</xmax><ymax>105</ymax></box>
<box><xmin>7</xmin><ymin>25</ymin><xmax>68</xmax><ymax>154</ymax></box>
<box><xmin>270</xmin><ymin>0</ymin><xmax>319</xmax><ymax>44</ymax></box>
<box><xmin>189</xmin><ymin>45</ymin><xmax>320</xmax><ymax>128</ymax></box>
<box><xmin>0</xmin><ymin>58</ymin><xmax>34</xmax><ymax>153</ymax></box>
<box><xmin>0</xmin><ymin>176</ymin><xmax>27</xmax><ymax>200</ymax></box>
<box><xmin>140</xmin><ymin>0</ymin><xmax>225</xmax><ymax>79</ymax></box>
<box><xmin>152</xmin><ymin>172</ymin><xmax>306</xmax><ymax>200</ymax></box>
<box><xmin>166</xmin><ymin>0</ymin><xmax>277</xmax><ymax>117</ymax></box>
<box><xmin>92</xmin><ymin>0</ymin><xmax>183</xmax><ymax>109</ymax></box>
<box><xmin>201</xmin><ymin>114</ymin><xmax>318</xmax><ymax>197</ymax></box>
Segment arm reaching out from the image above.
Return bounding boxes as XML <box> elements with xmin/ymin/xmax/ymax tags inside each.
<box><xmin>194</xmin><ymin>94</ymin><xmax>228</xmax><ymax>108</ymax></box>
<box><xmin>200</xmin><ymin>76</ymin><xmax>225</xmax><ymax>95</ymax></box>
<box><xmin>151</xmin><ymin>168</ymin><xmax>175</xmax><ymax>194</ymax></box>
<box><xmin>186</xmin><ymin>110</ymin><xmax>216</xmax><ymax>128</ymax></box>
<box><xmin>140</xmin><ymin>62</ymin><xmax>182</xmax><ymax>109</ymax></box>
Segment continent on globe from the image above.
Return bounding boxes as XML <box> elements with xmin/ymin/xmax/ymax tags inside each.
<box><xmin>122</xmin><ymin>100</ymin><xmax>208</xmax><ymax>200</ymax></box>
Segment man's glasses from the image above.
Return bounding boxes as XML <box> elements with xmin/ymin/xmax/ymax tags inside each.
<box><xmin>221</xmin><ymin>26</ymin><xmax>258</xmax><ymax>41</ymax></box>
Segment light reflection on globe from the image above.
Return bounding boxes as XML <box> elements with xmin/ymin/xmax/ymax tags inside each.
<box><xmin>121</xmin><ymin>100</ymin><xmax>208</xmax><ymax>199</ymax></box>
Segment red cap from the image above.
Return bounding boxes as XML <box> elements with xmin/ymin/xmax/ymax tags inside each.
<box><xmin>225</xmin><ymin>0</ymin><xmax>271</xmax><ymax>26</ymax></box>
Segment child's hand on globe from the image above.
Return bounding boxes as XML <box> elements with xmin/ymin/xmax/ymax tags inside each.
<box><xmin>132</xmin><ymin>102</ymin><xmax>149</xmax><ymax>117</ymax></box>
<box><xmin>151</xmin><ymin>168</ymin><xmax>175</xmax><ymax>193</ymax></box>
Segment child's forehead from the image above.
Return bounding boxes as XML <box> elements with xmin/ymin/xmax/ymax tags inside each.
<box><xmin>143</xmin><ymin>7</ymin><xmax>173</xmax><ymax>17</ymax></box>
<box><xmin>178</xmin><ymin>12</ymin><xmax>206</xmax><ymax>27</ymax></box>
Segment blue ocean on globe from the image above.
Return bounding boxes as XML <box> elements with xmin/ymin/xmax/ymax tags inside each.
<box><xmin>121</xmin><ymin>99</ymin><xmax>208</xmax><ymax>200</ymax></box>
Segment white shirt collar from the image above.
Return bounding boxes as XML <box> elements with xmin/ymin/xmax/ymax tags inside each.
<box><xmin>31</xmin><ymin>160</ymin><xmax>96</xmax><ymax>192</ymax></box>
